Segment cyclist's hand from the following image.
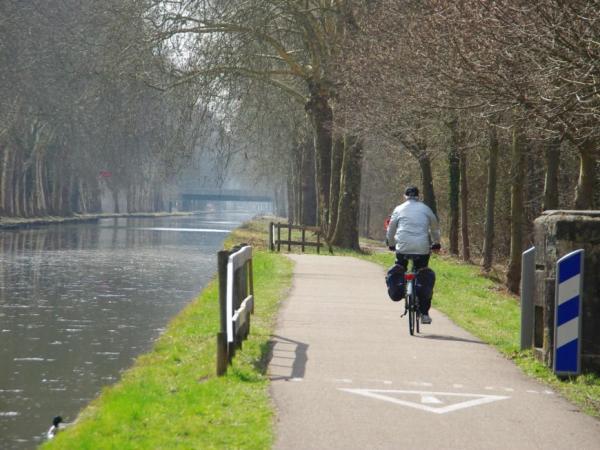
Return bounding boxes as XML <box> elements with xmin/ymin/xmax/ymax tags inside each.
<box><xmin>431</xmin><ymin>243</ymin><xmax>441</xmax><ymax>253</ymax></box>
<box><xmin>388</xmin><ymin>246</ymin><xmax>396</xmax><ymax>252</ymax></box>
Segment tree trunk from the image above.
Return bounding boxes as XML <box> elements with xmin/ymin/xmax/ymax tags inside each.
<box><xmin>459</xmin><ymin>148</ymin><xmax>470</xmax><ymax>262</ymax></box>
<box><xmin>70</xmin><ymin>177</ymin><xmax>79</xmax><ymax>213</ymax></box>
<box><xmin>328</xmin><ymin>135</ymin><xmax>344</xmax><ymax>239</ymax></box>
<box><xmin>290</xmin><ymin>142</ymin><xmax>303</xmax><ymax>224</ymax></box>
<box><xmin>574</xmin><ymin>139</ymin><xmax>596</xmax><ymax>209</ymax></box>
<box><xmin>361</xmin><ymin>196</ymin><xmax>371</xmax><ymax>237</ymax></box>
<box><xmin>1</xmin><ymin>143</ymin><xmax>14</xmax><ymax>215</ymax></box>
<box><xmin>21</xmin><ymin>165</ymin><xmax>29</xmax><ymax>217</ymax></box>
<box><xmin>301</xmin><ymin>140</ymin><xmax>317</xmax><ymax>226</ymax></box>
<box><xmin>80</xmin><ymin>179</ymin><xmax>87</xmax><ymax>213</ymax></box>
<box><xmin>55</xmin><ymin>168</ymin><xmax>63</xmax><ymax>215</ymax></box>
<box><xmin>131</xmin><ymin>181</ymin><xmax>140</xmax><ymax>213</ymax></box>
<box><xmin>34</xmin><ymin>149</ymin><xmax>47</xmax><ymax>215</ymax></box>
<box><xmin>47</xmin><ymin>161</ymin><xmax>58</xmax><ymax>215</ymax></box>
<box><xmin>112</xmin><ymin>187</ymin><xmax>120</xmax><ymax>214</ymax></box>
<box><xmin>13</xmin><ymin>147</ymin><xmax>22</xmax><ymax>217</ymax></box>
<box><xmin>305</xmin><ymin>84</ymin><xmax>333</xmax><ymax>231</ymax></box>
<box><xmin>277</xmin><ymin>184</ymin><xmax>287</xmax><ymax>217</ymax></box>
<box><xmin>542</xmin><ymin>138</ymin><xmax>560</xmax><ymax>211</ymax></box>
<box><xmin>447</xmin><ymin>120</ymin><xmax>460</xmax><ymax>256</ymax></box>
<box><xmin>506</xmin><ymin>119</ymin><xmax>526</xmax><ymax>294</ymax></box>
<box><xmin>287</xmin><ymin>174</ymin><xmax>295</xmax><ymax>224</ymax></box>
<box><xmin>418</xmin><ymin>151</ymin><xmax>438</xmax><ymax>217</ymax></box>
<box><xmin>52</xmin><ymin>164</ymin><xmax>66</xmax><ymax>215</ymax></box>
<box><xmin>482</xmin><ymin>124</ymin><xmax>499</xmax><ymax>271</ymax></box>
<box><xmin>596</xmin><ymin>159</ymin><xmax>600</xmax><ymax>210</ymax></box>
<box><xmin>330</xmin><ymin>135</ymin><xmax>362</xmax><ymax>249</ymax></box>
<box><xmin>0</xmin><ymin>143</ymin><xmax>4</xmax><ymax>214</ymax></box>
<box><xmin>126</xmin><ymin>185</ymin><xmax>133</xmax><ymax>213</ymax></box>
<box><xmin>92</xmin><ymin>179</ymin><xmax>102</xmax><ymax>213</ymax></box>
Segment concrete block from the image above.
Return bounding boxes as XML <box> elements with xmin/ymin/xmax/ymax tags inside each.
<box><xmin>533</xmin><ymin>211</ymin><xmax>600</xmax><ymax>372</ymax></box>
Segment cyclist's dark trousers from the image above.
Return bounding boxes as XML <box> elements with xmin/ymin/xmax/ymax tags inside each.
<box><xmin>395</xmin><ymin>253</ymin><xmax>431</xmax><ymax>315</ymax></box>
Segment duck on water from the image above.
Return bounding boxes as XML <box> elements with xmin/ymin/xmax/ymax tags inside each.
<box><xmin>46</xmin><ymin>416</ymin><xmax>64</xmax><ymax>440</ymax></box>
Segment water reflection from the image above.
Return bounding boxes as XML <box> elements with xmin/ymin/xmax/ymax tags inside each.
<box><xmin>0</xmin><ymin>211</ymin><xmax>254</xmax><ymax>449</ymax></box>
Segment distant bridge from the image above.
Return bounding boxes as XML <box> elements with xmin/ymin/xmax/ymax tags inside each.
<box><xmin>179</xmin><ymin>189</ymin><xmax>274</xmax><ymax>203</ymax></box>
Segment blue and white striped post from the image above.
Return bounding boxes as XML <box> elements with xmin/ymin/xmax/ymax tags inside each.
<box><xmin>554</xmin><ymin>249</ymin><xmax>584</xmax><ymax>376</ymax></box>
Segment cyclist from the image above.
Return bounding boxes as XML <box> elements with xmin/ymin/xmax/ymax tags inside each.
<box><xmin>386</xmin><ymin>186</ymin><xmax>441</xmax><ymax>324</ymax></box>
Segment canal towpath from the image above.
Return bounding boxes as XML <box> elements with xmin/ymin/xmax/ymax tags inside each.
<box><xmin>269</xmin><ymin>254</ymin><xmax>600</xmax><ymax>449</ymax></box>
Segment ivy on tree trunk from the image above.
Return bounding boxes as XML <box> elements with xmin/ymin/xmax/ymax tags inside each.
<box><xmin>447</xmin><ymin>119</ymin><xmax>460</xmax><ymax>256</ymax></box>
<box><xmin>507</xmin><ymin>117</ymin><xmax>525</xmax><ymax>294</ymax></box>
<box><xmin>482</xmin><ymin>123</ymin><xmax>499</xmax><ymax>272</ymax></box>
<box><xmin>330</xmin><ymin>135</ymin><xmax>362</xmax><ymax>250</ymax></box>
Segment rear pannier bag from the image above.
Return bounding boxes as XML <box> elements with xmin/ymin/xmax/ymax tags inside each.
<box><xmin>385</xmin><ymin>264</ymin><xmax>406</xmax><ymax>301</ymax></box>
<box><xmin>416</xmin><ymin>267</ymin><xmax>436</xmax><ymax>302</ymax></box>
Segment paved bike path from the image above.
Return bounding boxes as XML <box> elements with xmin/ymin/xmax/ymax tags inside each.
<box><xmin>269</xmin><ymin>254</ymin><xmax>600</xmax><ymax>450</ymax></box>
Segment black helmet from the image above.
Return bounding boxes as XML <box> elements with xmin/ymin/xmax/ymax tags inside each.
<box><xmin>404</xmin><ymin>186</ymin><xmax>419</xmax><ymax>197</ymax></box>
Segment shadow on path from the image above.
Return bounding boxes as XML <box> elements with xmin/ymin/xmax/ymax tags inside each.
<box><xmin>268</xmin><ymin>335</ymin><xmax>309</xmax><ymax>381</ymax></box>
<box><xmin>415</xmin><ymin>333</ymin><xmax>485</xmax><ymax>345</ymax></box>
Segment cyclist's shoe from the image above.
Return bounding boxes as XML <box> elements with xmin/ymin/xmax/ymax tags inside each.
<box><xmin>421</xmin><ymin>314</ymin><xmax>432</xmax><ymax>324</ymax></box>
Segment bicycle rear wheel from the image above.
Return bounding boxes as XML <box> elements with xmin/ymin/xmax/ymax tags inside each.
<box><xmin>415</xmin><ymin>298</ymin><xmax>420</xmax><ymax>334</ymax></box>
<box><xmin>408</xmin><ymin>294</ymin><xmax>415</xmax><ymax>336</ymax></box>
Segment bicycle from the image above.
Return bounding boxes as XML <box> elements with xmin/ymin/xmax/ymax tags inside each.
<box><xmin>400</xmin><ymin>261</ymin><xmax>420</xmax><ymax>336</ymax></box>
<box><xmin>387</xmin><ymin>244</ymin><xmax>440</xmax><ymax>336</ymax></box>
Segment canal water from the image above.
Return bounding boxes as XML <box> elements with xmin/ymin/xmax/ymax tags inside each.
<box><xmin>0</xmin><ymin>210</ymin><xmax>257</xmax><ymax>449</ymax></box>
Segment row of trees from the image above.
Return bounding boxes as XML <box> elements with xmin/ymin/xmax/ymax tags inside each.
<box><xmin>3</xmin><ymin>1</ymin><xmax>597</xmax><ymax>292</ymax></box>
<box><xmin>151</xmin><ymin>0</ymin><xmax>598</xmax><ymax>291</ymax></box>
<box><xmin>0</xmin><ymin>1</ymin><xmax>201</xmax><ymax>218</ymax></box>
<box><xmin>145</xmin><ymin>0</ymin><xmax>368</xmax><ymax>248</ymax></box>
<box><xmin>143</xmin><ymin>0</ymin><xmax>598</xmax><ymax>290</ymax></box>
<box><xmin>338</xmin><ymin>0</ymin><xmax>599</xmax><ymax>291</ymax></box>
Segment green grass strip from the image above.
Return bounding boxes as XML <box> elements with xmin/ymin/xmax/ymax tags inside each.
<box><xmin>362</xmin><ymin>250</ymin><xmax>600</xmax><ymax>417</ymax></box>
<box><xmin>42</xmin><ymin>249</ymin><xmax>293</xmax><ymax>449</ymax></box>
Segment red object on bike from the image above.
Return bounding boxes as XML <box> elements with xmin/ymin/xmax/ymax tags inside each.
<box><xmin>404</xmin><ymin>273</ymin><xmax>415</xmax><ymax>281</ymax></box>
<box><xmin>384</xmin><ymin>216</ymin><xmax>391</xmax><ymax>231</ymax></box>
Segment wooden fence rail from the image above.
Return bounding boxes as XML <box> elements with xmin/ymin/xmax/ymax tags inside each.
<box><xmin>216</xmin><ymin>244</ymin><xmax>254</xmax><ymax>376</ymax></box>
<box><xmin>268</xmin><ymin>222</ymin><xmax>323</xmax><ymax>253</ymax></box>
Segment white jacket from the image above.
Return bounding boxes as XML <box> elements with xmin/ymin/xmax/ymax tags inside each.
<box><xmin>386</xmin><ymin>199</ymin><xmax>441</xmax><ymax>255</ymax></box>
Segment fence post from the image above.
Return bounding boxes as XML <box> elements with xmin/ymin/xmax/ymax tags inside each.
<box><xmin>288</xmin><ymin>224</ymin><xmax>292</xmax><ymax>251</ymax></box>
<box><xmin>269</xmin><ymin>222</ymin><xmax>274</xmax><ymax>251</ymax></box>
<box><xmin>520</xmin><ymin>247</ymin><xmax>535</xmax><ymax>350</ymax></box>
<box><xmin>230</xmin><ymin>245</ymin><xmax>241</xmax><ymax>354</ymax></box>
<box><xmin>316</xmin><ymin>231</ymin><xmax>320</xmax><ymax>254</ymax></box>
<box><xmin>302</xmin><ymin>228</ymin><xmax>306</xmax><ymax>253</ymax></box>
<box><xmin>277</xmin><ymin>223</ymin><xmax>281</xmax><ymax>252</ymax></box>
<box><xmin>216</xmin><ymin>250</ymin><xmax>230</xmax><ymax>375</ymax></box>
<box><xmin>238</xmin><ymin>246</ymin><xmax>247</xmax><ymax>344</ymax></box>
<box><xmin>248</xmin><ymin>259</ymin><xmax>254</xmax><ymax>315</ymax></box>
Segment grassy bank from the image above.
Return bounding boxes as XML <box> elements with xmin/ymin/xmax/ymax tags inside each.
<box><xmin>363</xmin><ymin>250</ymin><xmax>600</xmax><ymax>418</ymax></box>
<box><xmin>43</xmin><ymin>220</ymin><xmax>293</xmax><ymax>449</ymax></box>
